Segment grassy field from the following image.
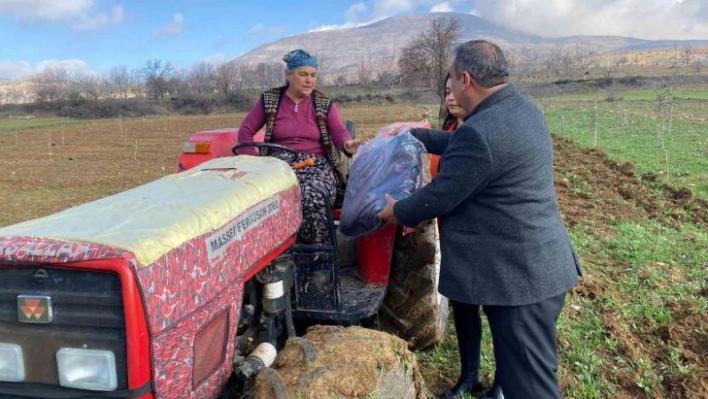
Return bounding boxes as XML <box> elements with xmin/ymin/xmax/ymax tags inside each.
<box><xmin>1</xmin><ymin>94</ymin><xmax>706</xmax><ymax>398</ymax></box>
<box><xmin>537</xmin><ymin>90</ymin><xmax>708</xmax><ymax>198</ymax></box>
<box><xmin>0</xmin><ymin>117</ymin><xmax>69</xmax><ymax>132</ymax></box>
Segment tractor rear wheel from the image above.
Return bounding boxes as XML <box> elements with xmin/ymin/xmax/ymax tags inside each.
<box><xmin>379</xmin><ymin>218</ymin><xmax>448</xmax><ymax>350</ymax></box>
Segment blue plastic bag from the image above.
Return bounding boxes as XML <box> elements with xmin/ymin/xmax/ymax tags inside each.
<box><xmin>339</xmin><ymin>127</ymin><xmax>426</xmax><ymax>238</ymax></box>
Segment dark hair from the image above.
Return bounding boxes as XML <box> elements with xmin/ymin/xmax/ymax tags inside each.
<box><xmin>439</xmin><ymin>73</ymin><xmax>455</xmax><ymax>130</ymax></box>
<box><xmin>452</xmin><ymin>40</ymin><xmax>509</xmax><ymax>88</ymax></box>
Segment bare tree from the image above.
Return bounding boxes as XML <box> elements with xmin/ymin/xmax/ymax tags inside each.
<box><xmin>357</xmin><ymin>52</ymin><xmax>374</xmax><ymax>88</ymax></box>
<box><xmin>397</xmin><ymin>16</ymin><xmax>460</xmax><ymax>116</ymax></box>
<box><xmin>249</xmin><ymin>62</ymin><xmax>284</xmax><ymax>90</ymax></box>
<box><xmin>375</xmin><ymin>50</ymin><xmax>400</xmax><ymax>89</ymax></box>
<box><xmin>506</xmin><ymin>46</ymin><xmax>539</xmax><ymax>83</ymax></box>
<box><xmin>377</xmin><ymin>71</ymin><xmax>399</xmax><ymax>89</ymax></box>
<box><xmin>3</xmin><ymin>86</ymin><xmax>25</xmax><ymax>104</ymax></box>
<box><xmin>187</xmin><ymin>62</ymin><xmax>215</xmax><ymax>96</ymax></box>
<box><xmin>333</xmin><ymin>73</ymin><xmax>348</xmax><ymax>87</ymax></box>
<box><xmin>31</xmin><ymin>67</ymin><xmax>72</xmax><ymax>102</ymax></box>
<box><xmin>75</xmin><ymin>73</ymin><xmax>104</xmax><ymax>101</ymax></box>
<box><xmin>214</xmin><ymin>61</ymin><xmax>240</xmax><ymax>96</ymax></box>
<box><xmin>139</xmin><ymin>59</ymin><xmax>173</xmax><ymax>100</ymax></box>
<box><xmin>682</xmin><ymin>46</ymin><xmax>693</xmax><ymax>65</ymax></box>
<box><xmin>631</xmin><ymin>52</ymin><xmax>642</xmax><ymax>66</ymax></box>
<box><xmin>598</xmin><ymin>58</ymin><xmax>614</xmax><ymax>78</ymax></box>
<box><xmin>567</xmin><ymin>42</ymin><xmax>599</xmax><ymax>79</ymax></box>
<box><xmin>311</xmin><ymin>51</ymin><xmax>333</xmax><ymax>84</ymax></box>
<box><xmin>108</xmin><ymin>65</ymin><xmax>133</xmax><ymax>99</ymax></box>
<box><xmin>167</xmin><ymin>69</ymin><xmax>190</xmax><ymax>98</ymax></box>
<box><xmin>538</xmin><ymin>44</ymin><xmax>571</xmax><ymax>79</ymax></box>
<box><xmin>693</xmin><ymin>59</ymin><xmax>704</xmax><ymax>74</ymax></box>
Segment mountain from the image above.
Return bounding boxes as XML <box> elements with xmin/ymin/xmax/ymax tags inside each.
<box><xmin>234</xmin><ymin>12</ymin><xmax>708</xmax><ymax>79</ymax></box>
<box><xmin>234</xmin><ymin>13</ymin><xmax>543</xmax><ymax>76</ymax></box>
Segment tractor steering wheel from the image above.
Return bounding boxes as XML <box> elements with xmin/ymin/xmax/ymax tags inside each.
<box><xmin>232</xmin><ymin>142</ymin><xmax>298</xmax><ymax>164</ymax></box>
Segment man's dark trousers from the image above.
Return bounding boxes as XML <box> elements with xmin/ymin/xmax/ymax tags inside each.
<box><xmin>483</xmin><ymin>292</ymin><xmax>567</xmax><ymax>399</ymax></box>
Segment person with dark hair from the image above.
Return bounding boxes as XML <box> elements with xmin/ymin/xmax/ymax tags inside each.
<box><xmin>378</xmin><ymin>40</ymin><xmax>582</xmax><ymax>399</ymax></box>
<box><xmin>431</xmin><ymin>73</ymin><xmax>465</xmax><ymax>178</ymax></box>
<box><xmin>238</xmin><ymin>49</ymin><xmax>360</xmax><ymax>243</ymax></box>
<box><xmin>440</xmin><ymin>74</ymin><xmax>465</xmax><ymax>131</ymax></box>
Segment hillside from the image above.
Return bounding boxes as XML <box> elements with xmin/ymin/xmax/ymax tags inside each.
<box><xmin>234</xmin><ymin>12</ymin><xmax>708</xmax><ymax>79</ymax></box>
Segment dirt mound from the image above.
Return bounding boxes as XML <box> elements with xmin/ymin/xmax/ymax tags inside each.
<box><xmin>553</xmin><ymin>135</ymin><xmax>708</xmax><ymax>232</ymax></box>
<box><xmin>253</xmin><ymin>325</ymin><xmax>430</xmax><ymax>399</ymax></box>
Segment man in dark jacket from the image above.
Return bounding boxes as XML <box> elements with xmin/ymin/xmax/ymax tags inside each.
<box><xmin>378</xmin><ymin>40</ymin><xmax>582</xmax><ymax>399</ymax></box>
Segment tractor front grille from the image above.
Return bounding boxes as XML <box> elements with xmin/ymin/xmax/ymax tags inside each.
<box><xmin>0</xmin><ymin>266</ymin><xmax>128</xmax><ymax>390</ymax></box>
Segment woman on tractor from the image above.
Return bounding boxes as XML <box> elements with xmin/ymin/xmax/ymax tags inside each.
<box><xmin>237</xmin><ymin>49</ymin><xmax>360</xmax><ymax>244</ymax></box>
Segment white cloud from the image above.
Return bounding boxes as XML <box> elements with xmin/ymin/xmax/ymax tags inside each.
<box><xmin>36</xmin><ymin>59</ymin><xmax>95</xmax><ymax>76</ymax></box>
<box><xmin>431</xmin><ymin>2</ymin><xmax>454</xmax><ymax>12</ymax></box>
<box><xmin>345</xmin><ymin>2</ymin><xmax>369</xmax><ymax>22</ymax></box>
<box><xmin>246</xmin><ymin>23</ymin><xmax>288</xmax><ymax>38</ymax></box>
<box><xmin>199</xmin><ymin>53</ymin><xmax>232</xmax><ymax>66</ymax></box>
<box><xmin>472</xmin><ymin>0</ymin><xmax>708</xmax><ymax>40</ymax></box>
<box><xmin>72</xmin><ymin>5</ymin><xmax>124</xmax><ymax>31</ymax></box>
<box><xmin>312</xmin><ymin>0</ymin><xmax>467</xmax><ymax>31</ymax></box>
<box><xmin>0</xmin><ymin>59</ymin><xmax>96</xmax><ymax>81</ymax></box>
<box><xmin>370</xmin><ymin>0</ymin><xmax>418</xmax><ymax>19</ymax></box>
<box><xmin>312</xmin><ymin>0</ymin><xmax>708</xmax><ymax>39</ymax></box>
<box><xmin>0</xmin><ymin>0</ymin><xmax>94</xmax><ymax>21</ymax></box>
<box><xmin>153</xmin><ymin>13</ymin><xmax>185</xmax><ymax>38</ymax></box>
<box><xmin>0</xmin><ymin>60</ymin><xmax>33</xmax><ymax>81</ymax></box>
<box><xmin>368</xmin><ymin>0</ymin><xmax>467</xmax><ymax>18</ymax></box>
<box><xmin>0</xmin><ymin>0</ymin><xmax>124</xmax><ymax>30</ymax></box>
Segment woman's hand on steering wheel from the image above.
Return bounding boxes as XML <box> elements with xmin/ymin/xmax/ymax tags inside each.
<box><xmin>232</xmin><ymin>142</ymin><xmax>298</xmax><ymax>164</ymax></box>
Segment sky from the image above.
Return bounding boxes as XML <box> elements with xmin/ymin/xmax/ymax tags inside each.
<box><xmin>1</xmin><ymin>0</ymin><xmax>707</xmax><ymax>81</ymax></box>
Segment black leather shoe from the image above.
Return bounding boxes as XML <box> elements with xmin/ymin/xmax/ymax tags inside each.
<box><xmin>439</xmin><ymin>373</ymin><xmax>484</xmax><ymax>399</ymax></box>
<box><xmin>480</xmin><ymin>383</ymin><xmax>504</xmax><ymax>399</ymax></box>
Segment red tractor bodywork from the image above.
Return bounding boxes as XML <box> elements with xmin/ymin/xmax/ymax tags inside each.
<box><xmin>0</xmin><ymin>120</ymin><xmax>431</xmax><ymax>399</ymax></box>
<box><xmin>177</xmin><ymin>128</ymin><xmax>264</xmax><ymax>172</ymax></box>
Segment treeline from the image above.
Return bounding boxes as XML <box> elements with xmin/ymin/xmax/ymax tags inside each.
<box><xmin>0</xmin><ymin>60</ymin><xmax>287</xmax><ymax>117</ymax></box>
<box><xmin>0</xmin><ymin>57</ymin><xmax>412</xmax><ymax>118</ymax></box>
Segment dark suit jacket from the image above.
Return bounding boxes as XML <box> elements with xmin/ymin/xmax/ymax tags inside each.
<box><xmin>394</xmin><ymin>84</ymin><xmax>582</xmax><ymax>306</ymax></box>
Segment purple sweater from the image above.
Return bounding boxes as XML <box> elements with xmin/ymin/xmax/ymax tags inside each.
<box><xmin>238</xmin><ymin>94</ymin><xmax>351</xmax><ymax>156</ymax></box>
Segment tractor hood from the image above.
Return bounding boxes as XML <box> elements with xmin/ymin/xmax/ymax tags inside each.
<box><xmin>0</xmin><ymin>156</ymin><xmax>300</xmax><ymax>267</ymax></box>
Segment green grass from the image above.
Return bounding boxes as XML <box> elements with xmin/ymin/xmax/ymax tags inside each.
<box><xmin>536</xmin><ymin>220</ymin><xmax>707</xmax><ymax>399</ymax></box>
<box><xmin>539</xmin><ymin>91</ymin><xmax>708</xmax><ymax>197</ymax></box>
<box><xmin>535</xmin><ymin>88</ymin><xmax>708</xmax><ymax>102</ymax></box>
<box><xmin>617</xmin><ymin>89</ymin><xmax>708</xmax><ymax>101</ymax></box>
<box><xmin>0</xmin><ymin>117</ymin><xmax>74</xmax><ymax>133</ymax></box>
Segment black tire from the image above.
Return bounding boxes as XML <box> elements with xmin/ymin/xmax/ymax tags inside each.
<box><xmin>380</xmin><ymin>218</ymin><xmax>448</xmax><ymax>350</ymax></box>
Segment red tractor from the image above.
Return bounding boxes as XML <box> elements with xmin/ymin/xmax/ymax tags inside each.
<box><xmin>0</xmin><ymin>121</ymin><xmax>445</xmax><ymax>399</ymax></box>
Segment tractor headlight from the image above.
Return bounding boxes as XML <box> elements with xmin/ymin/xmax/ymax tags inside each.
<box><xmin>0</xmin><ymin>343</ymin><xmax>25</xmax><ymax>382</ymax></box>
<box><xmin>56</xmin><ymin>348</ymin><xmax>117</xmax><ymax>391</ymax></box>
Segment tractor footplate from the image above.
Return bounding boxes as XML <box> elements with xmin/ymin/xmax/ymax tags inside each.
<box><xmin>292</xmin><ymin>266</ymin><xmax>386</xmax><ymax>324</ymax></box>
